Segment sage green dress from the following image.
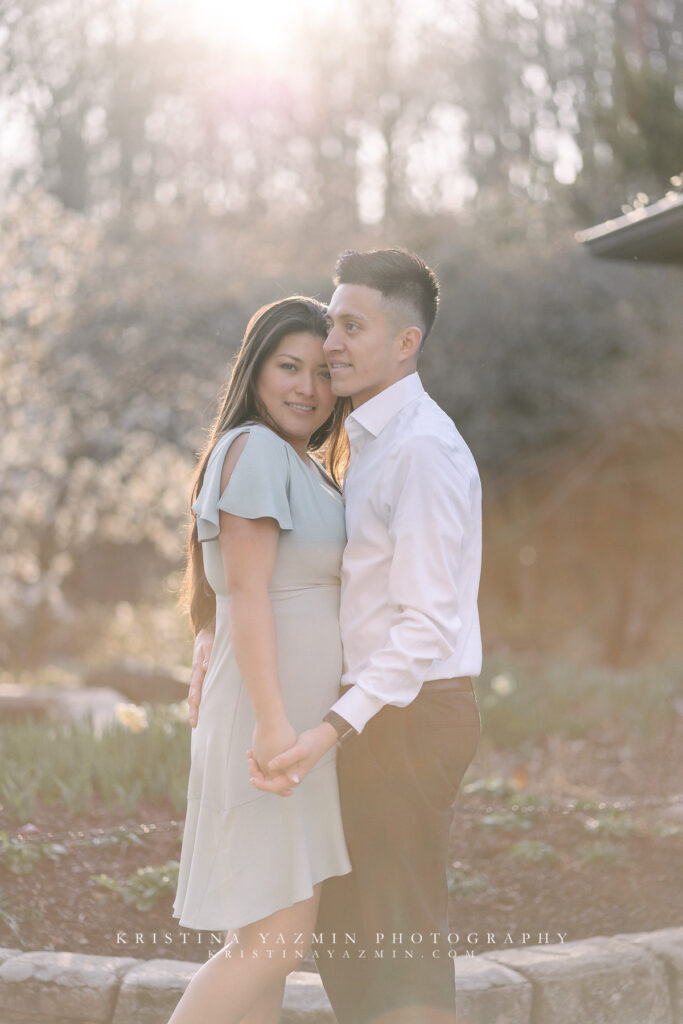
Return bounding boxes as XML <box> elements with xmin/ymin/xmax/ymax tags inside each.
<box><xmin>172</xmin><ymin>423</ymin><xmax>351</xmax><ymax>931</ymax></box>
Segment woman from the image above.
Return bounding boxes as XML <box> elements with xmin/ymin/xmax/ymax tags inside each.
<box><xmin>169</xmin><ymin>296</ymin><xmax>351</xmax><ymax>1024</ymax></box>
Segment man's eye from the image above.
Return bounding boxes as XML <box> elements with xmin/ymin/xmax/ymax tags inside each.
<box><xmin>319</xmin><ymin>370</ymin><xmax>332</xmax><ymax>380</ymax></box>
<box><xmin>346</xmin><ymin>323</ymin><xmax>359</xmax><ymax>333</ymax></box>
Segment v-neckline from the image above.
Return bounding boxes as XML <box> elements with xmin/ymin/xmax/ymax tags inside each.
<box><xmin>293</xmin><ymin>450</ymin><xmax>342</xmax><ymax>495</ymax></box>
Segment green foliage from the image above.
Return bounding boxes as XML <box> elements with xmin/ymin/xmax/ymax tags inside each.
<box><xmin>91</xmin><ymin>861</ymin><xmax>180</xmax><ymax>912</ymax></box>
<box><xmin>652</xmin><ymin>822</ymin><xmax>683</xmax><ymax>839</ymax></box>
<box><xmin>0</xmin><ymin>832</ymin><xmax>67</xmax><ymax>875</ymax></box>
<box><xmin>0</xmin><ymin>764</ymin><xmax>38</xmax><ymax>821</ymax></box>
<box><xmin>476</xmin><ymin>657</ymin><xmax>683</xmax><ymax>748</ymax></box>
<box><xmin>447</xmin><ymin>867</ymin><xmax>496</xmax><ymax>897</ymax></box>
<box><xmin>477</xmin><ymin>811</ymin><xmax>533</xmax><ymax>832</ymax></box>
<box><xmin>0</xmin><ymin>706</ymin><xmax>190</xmax><ymax>823</ymax></box>
<box><xmin>463</xmin><ymin>776</ymin><xmax>518</xmax><ymax>799</ymax></box>
<box><xmin>583</xmin><ymin>811</ymin><xmax>637</xmax><ymax>838</ymax></box>
<box><xmin>507</xmin><ymin>840</ymin><xmax>560</xmax><ymax>864</ymax></box>
<box><xmin>89</xmin><ymin>828</ymin><xmax>146</xmax><ymax>852</ymax></box>
<box><xmin>0</xmin><ymin>890</ymin><xmax>21</xmax><ymax>937</ymax></box>
<box><xmin>578</xmin><ymin>840</ymin><xmax>627</xmax><ymax>866</ymax></box>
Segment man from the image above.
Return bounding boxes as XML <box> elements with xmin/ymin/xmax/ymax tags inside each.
<box><xmin>190</xmin><ymin>248</ymin><xmax>482</xmax><ymax>1023</ymax></box>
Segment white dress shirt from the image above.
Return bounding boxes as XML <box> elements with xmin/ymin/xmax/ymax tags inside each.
<box><xmin>330</xmin><ymin>372</ymin><xmax>482</xmax><ymax>734</ymax></box>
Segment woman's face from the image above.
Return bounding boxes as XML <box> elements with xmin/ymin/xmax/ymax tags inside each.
<box><xmin>256</xmin><ymin>332</ymin><xmax>337</xmax><ymax>454</ymax></box>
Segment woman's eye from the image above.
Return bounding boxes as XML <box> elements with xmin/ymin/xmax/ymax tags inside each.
<box><xmin>319</xmin><ymin>370</ymin><xmax>332</xmax><ymax>380</ymax></box>
<box><xmin>280</xmin><ymin>363</ymin><xmax>297</xmax><ymax>371</ymax></box>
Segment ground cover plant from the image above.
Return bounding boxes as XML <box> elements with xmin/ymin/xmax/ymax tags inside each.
<box><xmin>1</xmin><ymin>657</ymin><xmax>682</xmax><ymax>961</ymax></box>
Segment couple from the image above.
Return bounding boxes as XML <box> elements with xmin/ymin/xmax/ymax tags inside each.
<box><xmin>170</xmin><ymin>248</ymin><xmax>482</xmax><ymax>1024</ymax></box>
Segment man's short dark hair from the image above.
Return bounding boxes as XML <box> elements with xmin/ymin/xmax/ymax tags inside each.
<box><xmin>333</xmin><ymin>247</ymin><xmax>440</xmax><ymax>346</ymax></box>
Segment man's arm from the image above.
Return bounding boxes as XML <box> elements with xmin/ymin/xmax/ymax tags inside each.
<box><xmin>331</xmin><ymin>434</ymin><xmax>479</xmax><ymax>733</ymax></box>
<box><xmin>248</xmin><ymin>434</ymin><xmax>479</xmax><ymax>793</ymax></box>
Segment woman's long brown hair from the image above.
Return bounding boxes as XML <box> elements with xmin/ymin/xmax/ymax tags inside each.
<box><xmin>181</xmin><ymin>296</ymin><xmax>350</xmax><ymax>635</ymax></box>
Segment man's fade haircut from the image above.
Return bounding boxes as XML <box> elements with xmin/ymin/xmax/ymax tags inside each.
<box><xmin>333</xmin><ymin>248</ymin><xmax>440</xmax><ymax>349</ymax></box>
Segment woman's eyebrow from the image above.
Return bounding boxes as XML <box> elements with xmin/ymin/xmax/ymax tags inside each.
<box><xmin>279</xmin><ymin>353</ymin><xmax>328</xmax><ymax>368</ymax></box>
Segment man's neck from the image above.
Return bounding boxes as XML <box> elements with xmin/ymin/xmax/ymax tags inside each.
<box><xmin>350</xmin><ymin>368</ymin><xmax>418</xmax><ymax>411</ymax></box>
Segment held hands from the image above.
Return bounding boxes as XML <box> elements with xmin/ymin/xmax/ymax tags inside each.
<box><xmin>248</xmin><ymin>714</ymin><xmax>299</xmax><ymax>798</ymax></box>
<box><xmin>188</xmin><ymin>627</ymin><xmax>215</xmax><ymax>727</ymax></box>
<box><xmin>251</xmin><ymin>715</ymin><xmax>297</xmax><ymax>780</ymax></box>
<box><xmin>247</xmin><ymin>722</ymin><xmax>339</xmax><ymax>797</ymax></box>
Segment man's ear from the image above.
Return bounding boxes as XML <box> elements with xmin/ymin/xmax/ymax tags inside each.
<box><xmin>397</xmin><ymin>326</ymin><xmax>422</xmax><ymax>362</ymax></box>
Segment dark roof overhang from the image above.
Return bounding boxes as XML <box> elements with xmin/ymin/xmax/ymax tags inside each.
<box><xmin>576</xmin><ymin>192</ymin><xmax>683</xmax><ymax>264</ymax></box>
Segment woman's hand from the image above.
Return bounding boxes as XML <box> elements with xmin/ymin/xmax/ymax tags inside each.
<box><xmin>188</xmin><ymin>627</ymin><xmax>215</xmax><ymax>727</ymax></box>
<box><xmin>251</xmin><ymin>715</ymin><xmax>297</xmax><ymax>779</ymax></box>
<box><xmin>247</xmin><ymin>723</ymin><xmax>339</xmax><ymax>796</ymax></box>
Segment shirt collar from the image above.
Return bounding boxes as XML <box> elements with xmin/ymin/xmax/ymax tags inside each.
<box><xmin>345</xmin><ymin>373</ymin><xmax>425</xmax><ymax>453</ymax></box>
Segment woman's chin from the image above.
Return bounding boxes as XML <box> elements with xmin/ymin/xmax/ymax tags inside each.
<box><xmin>272</xmin><ymin>411</ymin><xmax>329</xmax><ymax>445</ymax></box>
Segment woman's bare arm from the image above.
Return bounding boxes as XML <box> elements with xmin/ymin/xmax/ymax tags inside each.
<box><xmin>216</xmin><ymin>435</ymin><xmax>296</xmax><ymax>774</ymax></box>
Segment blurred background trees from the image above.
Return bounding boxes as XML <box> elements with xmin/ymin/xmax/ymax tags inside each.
<box><xmin>3</xmin><ymin>0</ymin><xmax>682</xmax><ymax>220</ymax></box>
<box><xmin>1</xmin><ymin>0</ymin><xmax>681</xmax><ymax>668</ymax></box>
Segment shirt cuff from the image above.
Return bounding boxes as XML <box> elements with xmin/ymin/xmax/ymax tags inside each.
<box><xmin>331</xmin><ymin>685</ymin><xmax>386</xmax><ymax>734</ymax></box>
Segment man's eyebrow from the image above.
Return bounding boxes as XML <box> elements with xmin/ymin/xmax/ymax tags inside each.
<box><xmin>326</xmin><ymin>310</ymin><xmax>370</xmax><ymax>322</ymax></box>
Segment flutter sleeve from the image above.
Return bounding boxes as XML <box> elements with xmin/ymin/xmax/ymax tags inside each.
<box><xmin>192</xmin><ymin>425</ymin><xmax>293</xmax><ymax>542</ymax></box>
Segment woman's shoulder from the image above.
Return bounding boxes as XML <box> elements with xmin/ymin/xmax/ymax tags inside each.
<box><xmin>207</xmin><ymin>421</ymin><xmax>290</xmax><ymax>468</ymax></box>
<box><xmin>193</xmin><ymin>421</ymin><xmax>294</xmax><ymax>542</ymax></box>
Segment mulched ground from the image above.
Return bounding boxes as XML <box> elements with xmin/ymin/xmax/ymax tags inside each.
<box><xmin>2</xmin><ymin>733</ymin><xmax>682</xmax><ymax>964</ymax></box>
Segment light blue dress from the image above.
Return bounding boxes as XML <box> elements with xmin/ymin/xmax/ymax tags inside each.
<box><xmin>173</xmin><ymin>423</ymin><xmax>351</xmax><ymax>931</ymax></box>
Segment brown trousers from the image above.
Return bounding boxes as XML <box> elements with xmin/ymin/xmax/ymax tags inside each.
<box><xmin>316</xmin><ymin>679</ymin><xmax>481</xmax><ymax>1024</ymax></box>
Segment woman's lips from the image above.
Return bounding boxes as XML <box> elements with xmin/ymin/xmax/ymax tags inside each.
<box><xmin>285</xmin><ymin>402</ymin><xmax>316</xmax><ymax>413</ymax></box>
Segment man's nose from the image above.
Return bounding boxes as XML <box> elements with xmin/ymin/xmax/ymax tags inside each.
<box><xmin>323</xmin><ymin>330</ymin><xmax>341</xmax><ymax>355</ymax></box>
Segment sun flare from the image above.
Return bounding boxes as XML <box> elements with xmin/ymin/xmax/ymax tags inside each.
<box><xmin>182</xmin><ymin>0</ymin><xmax>334</xmax><ymax>54</ymax></box>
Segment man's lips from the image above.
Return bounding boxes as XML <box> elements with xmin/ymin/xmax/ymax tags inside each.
<box><xmin>328</xmin><ymin>362</ymin><xmax>352</xmax><ymax>371</ymax></box>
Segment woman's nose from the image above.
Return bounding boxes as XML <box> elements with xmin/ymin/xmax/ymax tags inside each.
<box><xmin>296</xmin><ymin>373</ymin><xmax>316</xmax><ymax>395</ymax></box>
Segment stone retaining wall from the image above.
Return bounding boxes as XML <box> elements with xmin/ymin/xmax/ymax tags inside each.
<box><xmin>1</xmin><ymin>928</ymin><xmax>681</xmax><ymax>1023</ymax></box>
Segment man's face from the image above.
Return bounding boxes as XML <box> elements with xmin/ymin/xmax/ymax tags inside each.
<box><xmin>323</xmin><ymin>284</ymin><xmax>408</xmax><ymax>408</ymax></box>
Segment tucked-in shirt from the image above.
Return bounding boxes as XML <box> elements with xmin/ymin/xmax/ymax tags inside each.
<box><xmin>331</xmin><ymin>372</ymin><xmax>482</xmax><ymax>734</ymax></box>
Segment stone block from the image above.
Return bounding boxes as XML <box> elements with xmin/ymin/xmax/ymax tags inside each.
<box><xmin>615</xmin><ymin>927</ymin><xmax>683</xmax><ymax>1021</ymax></box>
<box><xmin>86</xmin><ymin>661</ymin><xmax>189</xmax><ymax>705</ymax></box>
<box><xmin>281</xmin><ymin>970</ymin><xmax>336</xmax><ymax>1023</ymax></box>
<box><xmin>111</xmin><ymin>962</ymin><xmax>335</xmax><ymax>1024</ymax></box>
<box><xmin>455</xmin><ymin>955</ymin><xmax>532</xmax><ymax>1024</ymax></box>
<box><xmin>485</xmin><ymin>935</ymin><xmax>672</xmax><ymax>1024</ymax></box>
<box><xmin>0</xmin><ymin>951</ymin><xmax>136</xmax><ymax>1022</ymax></box>
<box><xmin>0</xmin><ymin>949</ymin><xmax>22</xmax><ymax>968</ymax></box>
<box><xmin>111</xmin><ymin>958</ymin><xmax>198</xmax><ymax>1024</ymax></box>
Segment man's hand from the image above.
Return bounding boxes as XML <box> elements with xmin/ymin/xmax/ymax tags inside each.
<box><xmin>188</xmin><ymin>627</ymin><xmax>215</xmax><ymax>727</ymax></box>
<box><xmin>247</xmin><ymin>723</ymin><xmax>339</xmax><ymax>797</ymax></box>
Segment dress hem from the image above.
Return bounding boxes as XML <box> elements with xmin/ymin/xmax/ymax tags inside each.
<box><xmin>172</xmin><ymin>863</ymin><xmax>352</xmax><ymax>933</ymax></box>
